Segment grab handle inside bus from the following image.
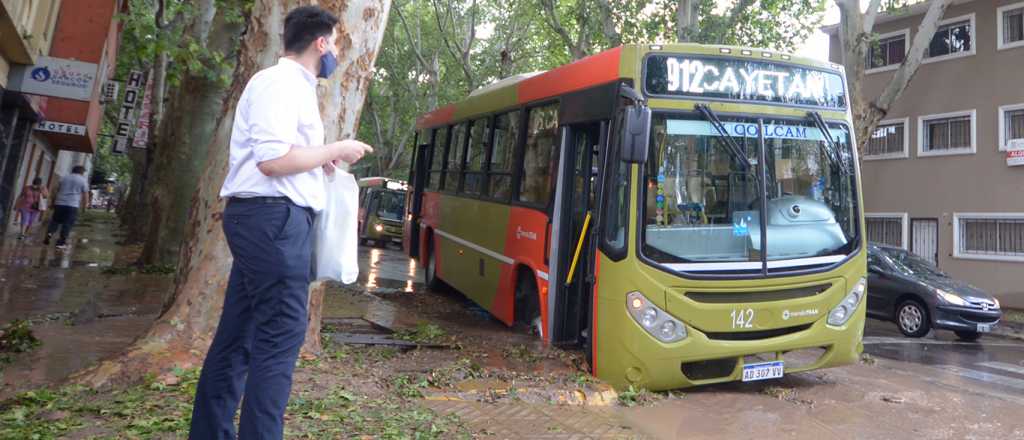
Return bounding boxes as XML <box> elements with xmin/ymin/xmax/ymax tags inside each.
<box><xmin>621</xmin><ymin>105</ymin><xmax>651</xmax><ymax>164</ymax></box>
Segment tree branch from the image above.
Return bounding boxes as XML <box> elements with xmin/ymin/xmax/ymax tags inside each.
<box><xmin>394</xmin><ymin>2</ymin><xmax>434</xmax><ymax>77</ymax></box>
<box><xmin>862</xmin><ymin>0</ymin><xmax>884</xmax><ymax>34</ymax></box>
<box><xmin>539</xmin><ymin>0</ymin><xmax>581</xmax><ymax>59</ymax></box>
<box><xmin>874</xmin><ymin>0</ymin><xmax>953</xmax><ymax>113</ymax></box>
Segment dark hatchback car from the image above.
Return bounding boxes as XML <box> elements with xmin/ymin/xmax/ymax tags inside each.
<box><xmin>867</xmin><ymin>243</ymin><xmax>1001</xmax><ymax>341</ymax></box>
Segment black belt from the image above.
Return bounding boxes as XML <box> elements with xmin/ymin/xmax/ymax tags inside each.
<box><xmin>227</xmin><ymin>196</ymin><xmax>314</xmax><ymax>215</ymax></box>
<box><xmin>228</xmin><ymin>196</ymin><xmax>293</xmax><ymax>205</ymax></box>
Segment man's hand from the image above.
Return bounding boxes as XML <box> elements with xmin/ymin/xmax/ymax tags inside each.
<box><xmin>329</xmin><ymin>139</ymin><xmax>374</xmax><ymax>164</ymax></box>
<box><xmin>258</xmin><ymin>140</ymin><xmax>374</xmax><ymax>177</ymax></box>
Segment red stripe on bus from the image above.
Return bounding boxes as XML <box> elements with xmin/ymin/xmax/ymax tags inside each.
<box><xmin>416</xmin><ymin>104</ymin><xmax>456</xmax><ymax>129</ymax></box>
<box><xmin>591</xmin><ymin>253</ymin><xmax>600</xmax><ymax>375</ymax></box>
<box><xmin>517</xmin><ymin>46</ymin><xmax>623</xmax><ymax>105</ymax></box>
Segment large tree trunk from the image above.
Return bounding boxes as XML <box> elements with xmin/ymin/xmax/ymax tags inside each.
<box><xmin>119</xmin><ymin>148</ymin><xmax>150</xmax><ymax>242</ymax></box>
<box><xmin>73</xmin><ymin>0</ymin><xmax>391</xmax><ymax>387</ymax></box>
<box><xmin>141</xmin><ymin>2</ymin><xmax>240</xmax><ymax>267</ymax></box>
<box><xmin>836</xmin><ymin>0</ymin><xmax>952</xmax><ymax>155</ymax></box>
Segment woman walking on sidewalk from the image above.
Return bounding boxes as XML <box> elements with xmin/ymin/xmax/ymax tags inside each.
<box><xmin>13</xmin><ymin>177</ymin><xmax>48</xmax><ymax>240</ymax></box>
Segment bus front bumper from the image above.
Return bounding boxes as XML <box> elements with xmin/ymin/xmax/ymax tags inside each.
<box><xmin>595</xmin><ymin>299</ymin><xmax>865</xmax><ymax>391</ymax></box>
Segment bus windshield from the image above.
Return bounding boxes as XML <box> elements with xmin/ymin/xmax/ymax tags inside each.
<box><xmin>642</xmin><ymin>114</ymin><xmax>859</xmax><ymax>274</ymax></box>
<box><xmin>376</xmin><ymin>190</ymin><xmax>405</xmax><ymax>222</ymax></box>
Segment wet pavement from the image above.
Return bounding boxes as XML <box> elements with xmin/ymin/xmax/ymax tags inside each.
<box><xmin>4</xmin><ymin>218</ymin><xmax>1024</xmax><ymax>438</ymax></box>
<box><xmin>0</xmin><ymin>212</ymin><xmax>171</xmax><ymax>399</ymax></box>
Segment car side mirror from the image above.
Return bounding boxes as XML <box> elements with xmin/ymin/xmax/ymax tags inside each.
<box><xmin>620</xmin><ymin>104</ymin><xmax>651</xmax><ymax>164</ymax></box>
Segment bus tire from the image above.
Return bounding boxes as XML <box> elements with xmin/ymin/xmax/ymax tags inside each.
<box><xmin>515</xmin><ymin>270</ymin><xmax>541</xmax><ymax>336</ymax></box>
<box><xmin>423</xmin><ymin>233</ymin><xmax>442</xmax><ymax>290</ymax></box>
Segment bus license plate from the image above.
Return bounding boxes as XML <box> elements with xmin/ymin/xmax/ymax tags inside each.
<box><xmin>742</xmin><ymin>361</ymin><xmax>784</xmax><ymax>382</ymax></box>
<box><xmin>977</xmin><ymin>323</ymin><xmax>993</xmax><ymax>333</ymax></box>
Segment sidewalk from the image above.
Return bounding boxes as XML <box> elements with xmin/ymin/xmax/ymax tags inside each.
<box><xmin>0</xmin><ymin>210</ymin><xmax>171</xmax><ymax>399</ymax></box>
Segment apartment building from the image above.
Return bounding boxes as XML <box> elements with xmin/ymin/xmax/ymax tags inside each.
<box><xmin>827</xmin><ymin>0</ymin><xmax>1024</xmax><ymax>308</ymax></box>
<box><xmin>1</xmin><ymin>0</ymin><xmax>125</xmax><ymax>231</ymax></box>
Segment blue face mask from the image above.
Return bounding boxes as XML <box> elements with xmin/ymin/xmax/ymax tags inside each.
<box><xmin>318</xmin><ymin>50</ymin><xmax>338</xmax><ymax>79</ymax></box>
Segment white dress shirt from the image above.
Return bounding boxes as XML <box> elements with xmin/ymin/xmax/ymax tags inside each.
<box><xmin>220</xmin><ymin>58</ymin><xmax>326</xmax><ymax>212</ymax></box>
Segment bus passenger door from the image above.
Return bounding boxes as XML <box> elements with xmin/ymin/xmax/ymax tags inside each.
<box><xmin>405</xmin><ymin>143</ymin><xmax>429</xmax><ymax>258</ymax></box>
<box><xmin>549</xmin><ymin>122</ymin><xmax>603</xmax><ymax>346</ymax></box>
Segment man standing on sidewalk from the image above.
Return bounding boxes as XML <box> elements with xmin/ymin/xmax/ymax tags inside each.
<box><xmin>44</xmin><ymin>165</ymin><xmax>90</xmax><ymax>249</ymax></box>
<box><xmin>189</xmin><ymin>6</ymin><xmax>373</xmax><ymax>440</ymax></box>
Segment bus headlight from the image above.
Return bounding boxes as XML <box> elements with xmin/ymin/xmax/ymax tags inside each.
<box><xmin>374</xmin><ymin>223</ymin><xmax>384</xmax><ymax>232</ymax></box>
<box><xmin>626</xmin><ymin>291</ymin><xmax>687</xmax><ymax>343</ymax></box>
<box><xmin>828</xmin><ymin>278</ymin><xmax>866</xmax><ymax>327</ymax></box>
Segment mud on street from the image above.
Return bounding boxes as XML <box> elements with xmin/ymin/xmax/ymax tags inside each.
<box><xmin>2</xmin><ymin>211</ymin><xmax>1024</xmax><ymax>439</ymax></box>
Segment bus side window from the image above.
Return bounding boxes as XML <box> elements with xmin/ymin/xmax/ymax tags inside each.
<box><xmin>602</xmin><ymin>118</ymin><xmax>629</xmax><ymax>257</ymax></box>
<box><xmin>463</xmin><ymin>118</ymin><xmax>489</xmax><ymax>196</ymax></box>
<box><xmin>427</xmin><ymin>126</ymin><xmax>449</xmax><ymax>191</ymax></box>
<box><xmin>488</xmin><ymin>111</ymin><xmax>520</xmax><ymax>201</ymax></box>
<box><xmin>445</xmin><ymin>123</ymin><xmax>468</xmax><ymax>193</ymax></box>
<box><xmin>518</xmin><ymin>104</ymin><xmax>559</xmax><ymax>207</ymax></box>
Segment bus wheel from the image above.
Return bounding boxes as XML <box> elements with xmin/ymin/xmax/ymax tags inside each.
<box><xmin>515</xmin><ymin>271</ymin><xmax>541</xmax><ymax>337</ymax></box>
<box><xmin>423</xmin><ymin>234</ymin><xmax>442</xmax><ymax>290</ymax></box>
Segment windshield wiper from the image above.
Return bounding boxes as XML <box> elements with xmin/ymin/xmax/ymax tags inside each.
<box><xmin>695</xmin><ymin>104</ymin><xmax>753</xmax><ymax>171</ymax></box>
<box><xmin>807</xmin><ymin>111</ymin><xmax>851</xmax><ymax>175</ymax></box>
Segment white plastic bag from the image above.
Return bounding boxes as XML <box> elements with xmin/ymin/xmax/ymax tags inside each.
<box><xmin>313</xmin><ymin>169</ymin><xmax>359</xmax><ymax>283</ymax></box>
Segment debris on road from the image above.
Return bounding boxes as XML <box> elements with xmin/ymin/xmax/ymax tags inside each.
<box><xmin>881</xmin><ymin>394</ymin><xmax>905</xmax><ymax>404</ymax></box>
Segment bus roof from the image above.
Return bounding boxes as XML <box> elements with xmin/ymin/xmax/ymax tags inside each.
<box><xmin>415</xmin><ymin>43</ymin><xmax>844</xmax><ymax>130</ymax></box>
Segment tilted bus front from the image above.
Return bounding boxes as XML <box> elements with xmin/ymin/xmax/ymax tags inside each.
<box><xmin>404</xmin><ymin>44</ymin><xmax>866</xmax><ymax>390</ymax></box>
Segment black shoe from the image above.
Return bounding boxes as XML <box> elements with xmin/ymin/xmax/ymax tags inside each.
<box><xmin>42</xmin><ymin>235</ymin><xmax>51</xmax><ymax>245</ymax></box>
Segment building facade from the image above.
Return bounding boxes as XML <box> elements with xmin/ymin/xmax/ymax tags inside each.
<box><xmin>1</xmin><ymin>0</ymin><xmax>124</xmax><ymax>232</ymax></box>
<box><xmin>828</xmin><ymin>0</ymin><xmax>1024</xmax><ymax>308</ymax></box>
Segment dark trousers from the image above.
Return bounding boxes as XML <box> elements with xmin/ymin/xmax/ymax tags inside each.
<box><xmin>190</xmin><ymin>199</ymin><xmax>314</xmax><ymax>440</ymax></box>
<box><xmin>46</xmin><ymin>205</ymin><xmax>79</xmax><ymax>245</ymax></box>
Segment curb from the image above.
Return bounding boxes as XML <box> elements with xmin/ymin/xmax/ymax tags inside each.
<box><xmin>992</xmin><ymin>319</ymin><xmax>1024</xmax><ymax>341</ymax></box>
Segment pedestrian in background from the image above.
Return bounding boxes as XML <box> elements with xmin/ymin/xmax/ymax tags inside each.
<box><xmin>44</xmin><ymin>165</ymin><xmax>90</xmax><ymax>249</ymax></box>
<box><xmin>188</xmin><ymin>5</ymin><xmax>373</xmax><ymax>440</ymax></box>
<box><xmin>13</xmin><ymin>177</ymin><xmax>49</xmax><ymax>240</ymax></box>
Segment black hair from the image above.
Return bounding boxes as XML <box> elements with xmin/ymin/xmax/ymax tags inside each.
<box><xmin>283</xmin><ymin>6</ymin><xmax>339</xmax><ymax>54</ymax></box>
<box><xmin>32</xmin><ymin>177</ymin><xmax>42</xmax><ymax>185</ymax></box>
<box><xmin>72</xmin><ymin>165</ymin><xmax>86</xmax><ymax>174</ymax></box>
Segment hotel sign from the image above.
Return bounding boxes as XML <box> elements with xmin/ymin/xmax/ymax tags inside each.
<box><xmin>10</xmin><ymin>56</ymin><xmax>99</xmax><ymax>102</ymax></box>
<box><xmin>113</xmin><ymin>70</ymin><xmax>146</xmax><ymax>153</ymax></box>
<box><xmin>35</xmin><ymin>121</ymin><xmax>87</xmax><ymax>136</ymax></box>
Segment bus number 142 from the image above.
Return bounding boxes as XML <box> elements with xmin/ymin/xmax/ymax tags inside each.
<box><xmin>731</xmin><ymin>308</ymin><xmax>754</xmax><ymax>329</ymax></box>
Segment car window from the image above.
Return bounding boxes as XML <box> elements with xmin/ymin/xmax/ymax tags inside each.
<box><xmin>886</xmin><ymin>249</ymin><xmax>946</xmax><ymax>278</ymax></box>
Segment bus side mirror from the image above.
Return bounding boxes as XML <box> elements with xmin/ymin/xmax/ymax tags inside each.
<box><xmin>621</xmin><ymin>105</ymin><xmax>651</xmax><ymax>164</ymax></box>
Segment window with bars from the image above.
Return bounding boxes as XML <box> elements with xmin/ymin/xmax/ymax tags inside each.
<box><xmin>867</xmin><ymin>33</ymin><xmax>906</xmax><ymax>69</ymax></box>
<box><xmin>958</xmin><ymin>216</ymin><xmax>1024</xmax><ymax>259</ymax></box>
<box><xmin>1002</xmin><ymin>5</ymin><xmax>1024</xmax><ymax>47</ymax></box>
<box><xmin>867</xmin><ymin>216</ymin><xmax>904</xmax><ymax>248</ymax></box>
<box><xmin>922</xmin><ymin>113</ymin><xmax>973</xmax><ymax>153</ymax></box>
<box><xmin>866</xmin><ymin>121</ymin><xmax>905</xmax><ymax>157</ymax></box>
<box><xmin>926</xmin><ymin>19</ymin><xmax>972</xmax><ymax>58</ymax></box>
<box><xmin>1004</xmin><ymin>108</ymin><xmax>1024</xmax><ymax>149</ymax></box>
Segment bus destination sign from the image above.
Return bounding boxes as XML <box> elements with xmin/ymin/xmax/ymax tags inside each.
<box><xmin>644</xmin><ymin>54</ymin><xmax>847</xmax><ymax>110</ymax></box>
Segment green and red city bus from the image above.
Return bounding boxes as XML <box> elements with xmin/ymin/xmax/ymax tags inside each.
<box><xmin>358</xmin><ymin>177</ymin><xmax>407</xmax><ymax>247</ymax></box>
<box><xmin>403</xmin><ymin>43</ymin><xmax>867</xmax><ymax>390</ymax></box>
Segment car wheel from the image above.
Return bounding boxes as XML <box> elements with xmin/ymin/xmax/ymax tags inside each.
<box><xmin>896</xmin><ymin>299</ymin><xmax>930</xmax><ymax>338</ymax></box>
<box><xmin>954</xmin><ymin>330</ymin><xmax>982</xmax><ymax>342</ymax></box>
<box><xmin>423</xmin><ymin>234</ymin><xmax>442</xmax><ymax>290</ymax></box>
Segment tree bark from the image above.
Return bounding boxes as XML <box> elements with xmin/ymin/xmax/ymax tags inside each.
<box><xmin>141</xmin><ymin>2</ymin><xmax>240</xmax><ymax>267</ymax></box>
<box><xmin>675</xmin><ymin>0</ymin><xmax>698</xmax><ymax>42</ymax></box>
<box><xmin>73</xmin><ymin>0</ymin><xmax>391</xmax><ymax>387</ymax></box>
<box><xmin>837</xmin><ymin>0</ymin><xmax>952</xmax><ymax>155</ymax></box>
